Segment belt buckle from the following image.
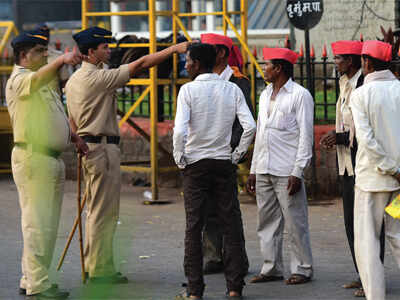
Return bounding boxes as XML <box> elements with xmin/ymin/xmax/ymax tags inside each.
<box><xmin>100</xmin><ymin>136</ymin><xmax>107</xmax><ymax>144</ymax></box>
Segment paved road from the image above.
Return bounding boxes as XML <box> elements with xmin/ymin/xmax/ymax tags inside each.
<box><xmin>1</xmin><ymin>177</ymin><xmax>399</xmax><ymax>300</ymax></box>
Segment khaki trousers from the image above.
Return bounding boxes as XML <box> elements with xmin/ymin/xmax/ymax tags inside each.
<box><xmin>354</xmin><ymin>187</ymin><xmax>400</xmax><ymax>300</ymax></box>
<box><xmin>255</xmin><ymin>174</ymin><xmax>313</xmax><ymax>277</ymax></box>
<box><xmin>12</xmin><ymin>147</ymin><xmax>65</xmax><ymax>295</ymax></box>
<box><xmin>82</xmin><ymin>143</ymin><xmax>121</xmax><ymax>277</ymax></box>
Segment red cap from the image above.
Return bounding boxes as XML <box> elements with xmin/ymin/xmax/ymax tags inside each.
<box><xmin>362</xmin><ymin>40</ymin><xmax>392</xmax><ymax>62</ymax></box>
<box><xmin>228</xmin><ymin>45</ymin><xmax>243</xmax><ymax>69</ymax></box>
<box><xmin>262</xmin><ymin>47</ymin><xmax>299</xmax><ymax>64</ymax></box>
<box><xmin>331</xmin><ymin>40</ymin><xmax>363</xmax><ymax>56</ymax></box>
<box><xmin>200</xmin><ymin>33</ymin><xmax>233</xmax><ymax>50</ymax></box>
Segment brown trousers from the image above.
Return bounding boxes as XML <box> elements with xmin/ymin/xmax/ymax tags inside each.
<box><xmin>183</xmin><ymin>159</ymin><xmax>246</xmax><ymax>297</ymax></box>
<box><xmin>82</xmin><ymin>143</ymin><xmax>121</xmax><ymax>277</ymax></box>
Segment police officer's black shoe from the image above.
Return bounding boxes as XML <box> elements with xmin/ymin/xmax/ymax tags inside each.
<box><xmin>19</xmin><ymin>284</ymin><xmax>58</xmax><ymax>295</ymax></box>
<box><xmin>31</xmin><ymin>285</ymin><xmax>69</xmax><ymax>299</ymax></box>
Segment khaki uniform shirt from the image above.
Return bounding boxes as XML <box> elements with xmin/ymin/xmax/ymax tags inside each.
<box><xmin>65</xmin><ymin>61</ymin><xmax>130</xmax><ymax>136</ymax></box>
<box><xmin>47</xmin><ymin>47</ymin><xmax>73</xmax><ymax>95</ymax></box>
<box><xmin>336</xmin><ymin>69</ymin><xmax>362</xmax><ymax>176</ymax></box>
<box><xmin>6</xmin><ymin>65</ymin><xmax>71</xmax><ymax>152</ymax></box>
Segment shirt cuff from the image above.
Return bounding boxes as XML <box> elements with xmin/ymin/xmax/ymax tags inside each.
<box><xmin>231</xmin><ymin>150</ymin><xmax>244</xmax><ymax>165</ymax></box>
<box><xmin>173</xmin><ymin>151</ymin><xmax>187</xmax><ymax>169</ymax></box>
<box><xmin>291</xmin><ymin>166</ymin><xmax>304</xmax><ymax>179</ymax></box>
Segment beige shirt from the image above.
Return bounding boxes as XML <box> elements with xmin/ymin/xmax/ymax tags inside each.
<box><xmin>47</xmin><ymin>47</ymin><xmax>73</xmax><ymax>95</ymax></box>
<box><xmin>6</xmin><ymin>65</ymin><xmax>71</xmax><ymax>152</ymax></box>
<box><xmin>65</xmin><ymin>61</ymin><xmax>130</xmax><ymax>137</ymax></box>
<box><xmin>336</xmin><ymin>69</ymin><xmax>362</xmax><ymax>176</ymax></box>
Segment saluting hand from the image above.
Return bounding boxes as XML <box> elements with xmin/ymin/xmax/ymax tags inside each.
<box><xmin>63</xmin><ymin>46</ymin><xmax>83</xmax><ymax>66</ymax></box>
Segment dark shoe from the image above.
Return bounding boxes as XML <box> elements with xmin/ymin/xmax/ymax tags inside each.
<box><xmin>343</xmin><ymin>279</ymin><xmax>362</xmax><ymax>289</ymax></box>
<box><xmin>89</xmin><ymin>273</ymin><xmax>128</xmax><ymax>284</ymax></box>
<box><xmin>285</xmin><ymin>274</ymin><xmax>311</xmax><ymax>285</ymax></box>
<box><xmin>354</xmin><ymin>288</ymin><xmax>365</xmax><ymax>298</ymax></box>
<box><xmin>19</xmin><ymin>284</ymin><xmax>59</xmax><ymax>295</ymax></box>
<box><xmin>31</xmin><ymin>286</ymin><xmax>69</xmax><ymax>299</ymax></box>
<box><xmin>203</xmin><ymin>261</ymin><xmax>224</xmax><ymax>275</ymax></box>
<box><xmin>249</xmin><ymin>274</ymin><xmax>284</xmax><ymax>283</ymax></box>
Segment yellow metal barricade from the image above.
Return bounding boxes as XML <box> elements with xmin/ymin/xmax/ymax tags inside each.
<box><xmin>81</xmin><ymin>0</ymin><xmax>263</xmax><ymax>200</ymax></box>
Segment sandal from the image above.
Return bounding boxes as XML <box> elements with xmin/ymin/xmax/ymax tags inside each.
<box><xmin>285</xmin><ymin>274</ymin><xmax>311</xmax><ymax>285</ymax></box>
<box><xmin>249</xmin><ymin>274</ymin><xmax>284</xmax><ymax>283</ymax></box>
<box><xmin>343</xmin><ymin>280</ymin><xmax>362</xmax><ymax>289</ymax></box>
<box><xmin>354</xmin><ymin>288</ymin><xmax>365</xmax><ymax>298</ymax></box>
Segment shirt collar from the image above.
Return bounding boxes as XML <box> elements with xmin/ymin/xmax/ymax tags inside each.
<box><xmin>218</xmin><ymin>65</ymin><xmax>233</xmax><ymax>81</ymax></box>
<box><xmin>194</xmin><ymin>73</ymin><xmax>221</xmax><ymax>81</ymax></box>
<box><xmin>81</xmin><ymin>60</ymin><xmax>104</xmax><ymax>70</ymax></box>
<box><xmin>339</xmin><ymin>68</ymin><xmax>362</xmax><ymax>88</ymax></box>
<box><xmin>269</xmin><ymin>78</ymin><xmax>293</xmax><ymax>93</ymax></box>
<box><xmin>364</xmin><ymin>70</ymin><xmax>396</xmax><ymax>85</ymax></box>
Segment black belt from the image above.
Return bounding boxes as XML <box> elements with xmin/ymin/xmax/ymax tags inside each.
<box><xmin>81</xmin><ymin>135</ymin><xmax>120</xmax><ymax>144</ymax></box>
<box><xmin>336</xmin><ymin>131</ymin><xmax>350</xmax><ymax>146</ymax></box>
<box><xmin>14</xmin><ymin>142</ymin><xmax>61</xmax><ymax>159</ymax></box>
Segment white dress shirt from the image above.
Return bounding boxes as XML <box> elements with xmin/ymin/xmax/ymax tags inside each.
<box><xmin>250</xmin><ymin>78</ymin><xmax>314</xmax><ymax>178</ymax></box>
<box><xmin>173</xmin><ymin>73</ymin><xmax>256</xmax><ymax>169</ymax></box>
<box><xmin>350</xmin><ymin>70</ymin><xmax>400</xmax><ymax>192</ymax></box>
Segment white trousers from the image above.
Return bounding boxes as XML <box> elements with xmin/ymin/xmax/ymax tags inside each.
<box><xmin>12</xmin><ymin>147</ymin><xmax>65</xmax><ymax>295</ymax></box>
<box><xmin>354</xmin><ymin>187</ymin><xmax>400</xmax><ymax>300</ymax></box>
<box><xmin>255</xmin><ymin>174</ymin><xmax>313</xmax><ymax>277</ymax></box>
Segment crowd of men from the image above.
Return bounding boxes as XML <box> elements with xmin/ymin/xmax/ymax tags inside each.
<box><xmin>4</xmin><ymin>23</ymin><xmax>400</xmax><ymax>300</ymax></box>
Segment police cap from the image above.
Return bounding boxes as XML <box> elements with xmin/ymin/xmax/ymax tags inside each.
<box><xmin>11</xmin><ymin>30</ymin><xmax>49</xmax><ymax>48</ymax></box>
<box><xmin>73</xmin><ymin>26</ymin><xmax>115</xmax><ymax>47</ymax></box>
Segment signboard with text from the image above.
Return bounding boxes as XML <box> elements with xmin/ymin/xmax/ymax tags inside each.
<box><xmin>286</xmin><ymin>0</ymin><xmax>324</xmax><ymax>30</ymax></box>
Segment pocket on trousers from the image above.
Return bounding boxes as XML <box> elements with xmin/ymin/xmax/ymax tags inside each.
<box><xmin>83</xmin><ymin>144</ymin><xmax>107</xmax><ymax>175</ymax></box>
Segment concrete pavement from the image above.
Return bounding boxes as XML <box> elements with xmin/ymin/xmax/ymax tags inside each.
<box><xmin>1</xmin><ymin>176</ymin><xmax>400</xmax><ymax>300</ymax></box>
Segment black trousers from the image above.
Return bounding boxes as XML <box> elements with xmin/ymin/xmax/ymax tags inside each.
<box><xmin>202</xmin><ymin>166</ymin><xmax>249</xmax><ymax>272</ymax></box>
<box><xmin>183</xmin><ymin>159</ymin><xmax>246</xmax><ymax>297</ymax></box>
<box><xmin>342</xmin><ymin>172</ymin><xmax>385</xmax><ymax>275</ymax></box>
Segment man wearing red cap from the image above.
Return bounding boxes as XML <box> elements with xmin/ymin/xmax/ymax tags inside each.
<box><xmin>247</xmin><ymin>48</ymin><xmax>314</xmax><ymax>285</ymax></box>
<box><xmin>350</xmin><ymin>40</ymin><xmax>400</xmax><ymax>300</ymax></box>
<box><xmin>199</xmin><ymin>33</ymin><xmax>253</xmax><ymax>276</ymax></box>
<box><xmin>321</xmin><ymin>40</ymin><xmax>385</xmax><ymax>297</ymax></box>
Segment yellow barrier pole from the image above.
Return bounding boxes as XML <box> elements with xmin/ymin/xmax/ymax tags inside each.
<box><xmin>240</xmin><ymin>0</ymin><xmax>248</xmax><ymax>75</ymax></box>
<box><xmin>174</xmin><ymin>16</ymin><xmax>192</xmax><ymax>42</ymax></box>
<box><xmin>172</xmin><ymin>0</ymin><xmax>179</xmax><ymax>117</ymax></box>
<box><xmin>118</xmin><ymin>86</ymin><xmax>151</xmax><ymax>128</ymax></box>
<box><xmin>222</xmin><ymin>0</ymin><xmax>227</xmax><ymax>36</ymax></box>
<box><xmin>0</xmin><ymin>25</ymin><xmax>13</xmax><ymax>55</ymax></box>
<box><xmin>82</xmin><ymin>0</ymin><xmax>88</xmax><ymax>29</ymax></box>
<box><xmin>224</xmin><ymin>15</ymin><xmax>264</xmax><ymax>80</ymax></box>
<box><xmin>149</xmin><ymin>0</ymin><xmax>159</xmax><ymax>200</ymax></box>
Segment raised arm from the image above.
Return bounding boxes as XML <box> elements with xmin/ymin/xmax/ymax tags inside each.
<box><xmin>128</xmin><ymin>42</ymin><xmax>189</xmax><ymax>77</ymax></box>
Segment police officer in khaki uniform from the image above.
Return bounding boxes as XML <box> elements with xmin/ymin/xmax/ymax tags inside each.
<box><xmin>6</xmin><ymin>30</ymin><xmax>86</xmax><ymax>299</ymax></box>
<box><xmin>65</xmin><ymin>27</ymin><xmax>189</xmax><ymax>284</ymax></box>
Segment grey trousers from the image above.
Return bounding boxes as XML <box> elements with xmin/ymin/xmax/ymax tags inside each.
<box><xmin>354</xmin><ymin>187</ymin><xmax>400</xmax><ymax>300</ymax></box>
<box><xmin>255</xmin><ymin>174</ymin><xmax>313</xmax><ymax>277</ymax></box>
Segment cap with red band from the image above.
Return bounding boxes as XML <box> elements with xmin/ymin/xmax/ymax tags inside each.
<box><xmin>331</xmin><ymin>40</ymin><xmax>363</xmax><ymax>56</ymax></box>
<box><xmin>362</xmin><ymin>40</ymin><xmax>392</xmax><ymax>62</ymax></box>
<box><xmin>262</xmin><ymin>47</ymin><xmax>299</xmax><ymax>64</ymax></box>
<box><xmin>200</xmin><ymin>33</ymin><xmax>233</xmax><ymax>50</ymax></box>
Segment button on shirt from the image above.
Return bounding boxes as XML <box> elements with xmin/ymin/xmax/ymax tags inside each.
<box><xmin>336</xmin><ymin>69</ymin><xmax>362</xmax><ymax>176</ymax></box>
<box><xmin>173</xmin><ymin>73</ymin><xmax>256</xmax><ymax>169</ymax></box>
<box><xmin>65</xmin><ymin>61</ymin><xmax>130</xmax><ymax>136</ymax></box>
<box><xmin>6</xmin><ymin>65</ymin><xmax>71</xmax><ymax>152</ymax></box>
<box><xmin>250</xmin><ymin>78</ymin><xmax>314</xmax><ymax>178</ymax></box>
<box><xmin>350</xmin><ymin>70</ymin><xmax>400</xmax><ymax>192</ymax></box>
